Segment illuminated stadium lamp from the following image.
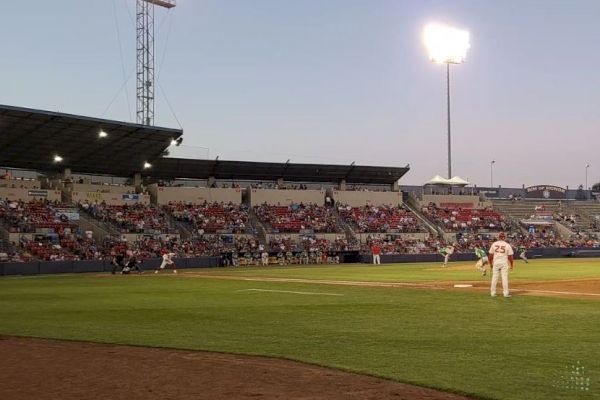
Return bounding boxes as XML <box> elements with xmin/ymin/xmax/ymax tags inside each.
<box><xmin>143</xmin><ymin>161</ymin><xmax>152</xmax><ymax>169</ymax></box>
<box><xmin>423</xmin><ymin>23</ymin><xmax>470</xmax><ymax>64</ymax></box>
<box><xmin>98</xmin><ymin>130</ymin><xmax>108</xmax><ymax>138</ymax></box>
<box><xmin>170</xmin><ymin>139</ymin><xmax>178</xmax><ymax>146</ymax></box>
<box><xmin>170</xmin><ymin>137</ymin><xmax>183</xmax><ymax>147</ymax></box>
<box><xmin>423</xmin><ymin>22</ymin><xmax>470</xmax><ymax>179</ymax></box>
<box><xmin>53</xmin><ymin>155</ymin><xmax>63</xmax><ymax>163</ymax></box>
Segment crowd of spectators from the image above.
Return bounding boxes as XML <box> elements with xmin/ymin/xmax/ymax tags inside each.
<box><xmin>80</xmin><ymin>201</ymin><xmax>171</xmax><ymax>234</ymax></box>
<box><xmin>163</xmin><ymin>201</ymin><xmax>250</xmax><ymax>234</ymax></box>
<box><xmin>0</xmin><ymin>199</ymin><xmax>75</xmax><ymax>234</ymax></box>
<box><xmin>422</xmin><ymin>203</ymin><xmax>508</xmax><ymax>233</ymax></box>
<box><xmin>269</xmin><ymin>234</ymin><xmax>359</xmax><ymax>253</ymax></box>
<box><xmin>254</xmin><ymin>203</ymin><xmax>339</xmax><ymax>233</ymax></box>
<box><xmin>362</xmin><ymin>235</ymin><xmax>447</xmax><ymax>255</ymax></box>
<box><xmin>338</xmin><ymin>204</ymin><xmax>423</xmax><ymax>233</ymax></box>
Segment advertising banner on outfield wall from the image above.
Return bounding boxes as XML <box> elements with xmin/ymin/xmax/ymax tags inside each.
<box><xmin>525</xmin><ymin>185</ymin><xmax>566</xmax><ymax>199</ymax></box>
<box><xmin>27</xmin><ymin>190</ymin><xmax>48</xmax><ymax>197</ymax></box>
<box><xmin>122</xmin><ymin>194</ymin><xmax>140</xmax><ymax>201</ymax></box>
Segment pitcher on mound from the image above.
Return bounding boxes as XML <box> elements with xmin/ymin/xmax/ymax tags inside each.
<box><xmin>155</xmin><ymin>251</ymin><xmax>177</xmax><ymax>274</ymax></box>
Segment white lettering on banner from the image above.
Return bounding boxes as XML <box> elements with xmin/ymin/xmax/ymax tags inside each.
<box><xmin>525</xmin><ymin>185</ymin><xmax>566</xmax><ymax>193</ymax></box>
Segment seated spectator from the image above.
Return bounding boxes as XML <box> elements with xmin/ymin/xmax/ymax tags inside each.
<box><xmin>254</xmin><ymin>202</ymin><xmax>339</xmax><ymax>233</ymax></box>
<box><xmin>338</xmin><ymin>204</ymin><xmax>424</xmax><ymax>233</ymax></box>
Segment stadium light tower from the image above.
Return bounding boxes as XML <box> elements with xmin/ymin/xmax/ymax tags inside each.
<box><xmin>423</xmin><ymin>22</ymin><xmax>470</xmax><ymax>179</ymax></box>
<box><xmin>137</xmin><ymin>0</ymin><xmax>176</xmax><ymax>126</ymax></box>
<box><xmin>585</xmin><ymin>163</ymin><xmax>590</xmax><ymax>190</ymax></box>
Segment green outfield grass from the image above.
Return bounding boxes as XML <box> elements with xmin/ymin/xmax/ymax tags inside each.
<box><xmin>201</xmin><ymin>258</ymin><xmax>600</xmax><ymax>283</ymax></box>
<box><xmin>0</xmin><ymin>259</ymin><xmax>598</xmax><ymax>400</ymax></box>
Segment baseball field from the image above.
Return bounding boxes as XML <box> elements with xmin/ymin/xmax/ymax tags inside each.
<box><xmin>0</xmin><ymin>258</ymin><xmax>598</xmax><ymax>400</ymax></box>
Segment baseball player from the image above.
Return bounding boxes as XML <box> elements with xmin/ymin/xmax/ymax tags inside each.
<box><xmin>440</xmin><ymin>244</ymin><xmax>455</xmax><ymax>267</ymax></box>
<box><xmin>261</xmin><ymin>250</ymin><xmax>269</xmax><ymax>266</ymax></box>
<box><xmin>371</xmin><ymin>243</ymin><xmax>381</xmax><ymax>265</ymax></box>
<box><xmin>122</xmin><ymin>253</ymin><xmax>143</xmax><ymax>274</ymax></box>
<box><xmin>517</xmin><ymin>244</ymin><xmax>529</xmax><ymax>263</ymax></box>
<box><xmin>488</xmin><ymin>232</ymin><xmax>514</xmax><ymax>297</ymax></box>
<box><xmin>111</xmin><ymin>252</ymin><xmax>126</xmax><ymax>275</ymax></box>
<box><xmin>474</xmin><ymin>244</ymin><xmax>488</xmax><ymax>276</ymax></box>
<box><xmin>155</xmin><ymin>251</ymin><xmax>177</xmax><ymax>274</ymax></box>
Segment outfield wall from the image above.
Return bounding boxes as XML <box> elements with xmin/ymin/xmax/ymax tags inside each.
<box><xmin>331</xmin><ymin>190</ymin><xmax>402</xmax><ymax>207</ymax></box>
<box><xmin>361</xmin><ymin>247</ymin><xmax>600</xmax><ymax>264</ymax></box>
<box><xmin>0</xmin><ymin>188</ymin><xmax>61</xmax><ymax>202</ymax></box>
<box><xmin>0</xmin><ymin>257</ymin><xmax>221</xmax><ymax>276</ymax></box>
<box><xmin>147</xmin><ymin>185</ymin><xmax>243</xmax><ymax>205</ymax></box>
<box><xmin>1</xmin><ymin>247</ymin><xmax>597</xmax><ymax>276</ymax></box>
<box><xmin>249</xmin><ymin>189</ymin><xmax>326</xmax><ymax>206</ymax></box>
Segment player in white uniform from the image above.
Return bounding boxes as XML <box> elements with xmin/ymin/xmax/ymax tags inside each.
<box><xmin>261</xmin><ymin>251</ymin><xmax>269</xmax><ymax>266</ymax></box>
<box><xmin>155</xmin><ymin>252</ymin><xmax>177</xmax><ymax>274</ymax></box>
<box><xmin>488</xmin><ymin>232</ymin><xmax>514</xmax><ymax>297</ymax></box>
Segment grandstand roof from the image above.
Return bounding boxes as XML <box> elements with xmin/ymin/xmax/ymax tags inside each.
<box><xmin>0</xmin><ymin>104</ymin><xmax>408</xmax><ymax>184</ymax></box>
<box><xmin>0</xmin><ymin>104</ymin><xmax>182</xmax><ymax>176</ymax></box>
<box><xmin>151</xmin><ymin>158</ymin><xmax>409</xmax><ymax>185</ymax></box>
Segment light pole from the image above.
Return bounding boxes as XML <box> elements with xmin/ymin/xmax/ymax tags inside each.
<box><xmin>585</xmin><ymin>163</ymin><xmax>590</xmax><ymax>191</ymax></box>
<box><xmin>424</xmin><ymin>23</ymin><xmax>471</xmax><ymax>179</ymax></box>
<box><xmin>490</xmin><ymin>160</ymin><xmax>495</xmax><ymax>188</ymax></box>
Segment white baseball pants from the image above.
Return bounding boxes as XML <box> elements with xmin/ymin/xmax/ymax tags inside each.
<box><xmin>491</xmin><ymin>264</ymin><xmax>510</xmax><ymax>296</ymax></box>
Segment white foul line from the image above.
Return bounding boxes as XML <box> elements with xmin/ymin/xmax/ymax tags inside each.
<box><xmin>237</xmin><ymin>288</ymin><xmax>344</xmax><ymax>296</ymax></box>
<box><xmin>513</xmin><ymin>289</ymin><xmax>600</xmax><ymax>297</ymax></box>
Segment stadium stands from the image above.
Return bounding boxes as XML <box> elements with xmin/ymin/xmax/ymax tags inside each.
<box><xmin>80</xmin><ymin>202</ymin><xmax>172</xmax><ymax>234</ymax></box>
<box><xmin>421</xmin><ymin>203</ymin><xmax>508</xmax><ymax>233</ymax></box>
<box><xmin>0</xmin><ymin>200</ymin><xmax>74</xmax><ymax>234</ymax></box>
<box><xmin>254</xmin><ymin>203</ymin><xmax>339</xmax><ymax>233</ymax></box>
<box><xmin>337</xmin><ymin>204</ymin><xmax>425</xmax><ymax>233</ymax></box>
<box><xmin>164</xmin><ymin>201</ymin><xmax>250</xmax><ymax>234</ymax></box>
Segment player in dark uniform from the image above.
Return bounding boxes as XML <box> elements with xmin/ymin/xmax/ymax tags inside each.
<box><xmin>122</xmin><ymin>253</ymin><xmax>143</xmax><ymax>274</ymax></box>
<box><xmin>111</xmin><ymin>252</ymin><xmax>126</xmax><ymax>275</ymax></box>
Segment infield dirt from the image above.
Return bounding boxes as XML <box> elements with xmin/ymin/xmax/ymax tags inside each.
<box><xmin>0</xmin><ymin>336</ymin><xmax>476</xmax><ymax>400</ymax></box>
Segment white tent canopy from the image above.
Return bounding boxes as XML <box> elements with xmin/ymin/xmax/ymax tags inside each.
<box><xmin>424</xmin><ymin>175</ymin><xmax>470</xmax><ymax>186</ymax></box>
<box><xmin>447</xmin><ymin>176</ymin><xmax>469</xmax><ymax>186</ymax></box>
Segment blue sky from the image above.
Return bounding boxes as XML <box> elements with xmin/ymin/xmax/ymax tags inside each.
<box><xmin>1</xmin><ymin>0</ymin><xmax>600</xmax><ymax>188</ymax></box>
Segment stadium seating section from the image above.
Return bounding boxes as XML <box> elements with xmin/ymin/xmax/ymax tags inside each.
<box><xmin>253</xmin><ymin>203</ymin><xmax>339</xmax><ymax>233</ymax></box>
<box><xmin>337</xmin><ymin>204</ymin><xmax>424</xmax><ymax>233</ymax></box>
<box><xmin>422</xmin><ymin>203</ymin><xmax>507</xmax><ymax>232</ymax></box>
<box><xmin>163</xmin><ymin>201</ymin><xmax>250</xmax><ymax>234</ymax></box>
<box><xmin>81</xmin><ymin>203</ymin><xmax>171</xmax><ymax>234</ymax></box>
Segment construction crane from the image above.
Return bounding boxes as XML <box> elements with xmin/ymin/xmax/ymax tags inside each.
<box><xmin>137</xmin><ymin>0</ymin><xmax>176</xmax><ymax>126</ymax></box>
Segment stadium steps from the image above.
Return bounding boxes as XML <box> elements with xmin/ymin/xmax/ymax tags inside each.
<box><xmin>77</xmin><ymin>213</ymin><xmax>119</xmax><ymax>241</ymax></box>
<box><xmin>0</xmin><ymin>223</ymin><xmax>9</xmax><ymax>241</ymax></box>
<box><xmin>248</xmin><ymin>209</ymin><xmax>268</xmax><ymax>245</ymax></box>
<box><xmin>403</xmin><ymin>197</ymin><xmax>442</xmax><ymax>236</ymax></box>
<box><xmin>163</xmin><ymin>212</ymin><xmax>193</xmax><ymax>239</ymax></box>
<box><xmin>331</xmin><ymin>207</ymin><xmax>358</xmax><ymax>241</ymax></box>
